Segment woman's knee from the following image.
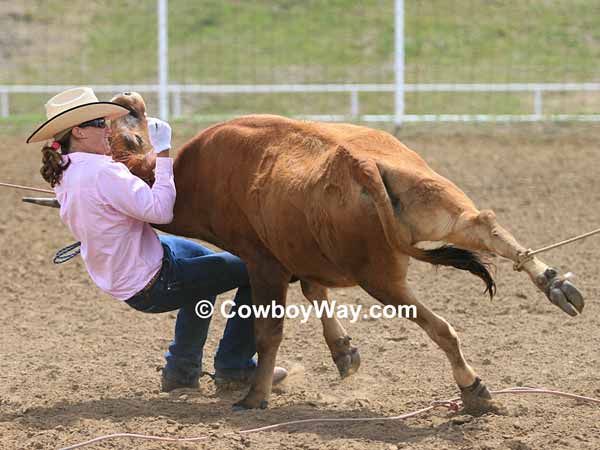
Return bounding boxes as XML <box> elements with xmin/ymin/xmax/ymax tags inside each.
<box><xmin>214</xmin><ymin>253</ymin><xmax>250</xmax><ymax>285</ymax></box>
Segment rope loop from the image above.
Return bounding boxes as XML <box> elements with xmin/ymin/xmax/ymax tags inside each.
<box><xmin>513</xmin><ymin>248</ymin><xmax>533</xmax><ymax>271</ymax></box>
<box><xmin>431</xmin><ymin>399</ymin><xmax>461</xmax><ymax>412</ymax></box>
<box><xmin>53</xmin><ymin>241</ymin><xmax>81</xmax><ymax>264</ymax></box>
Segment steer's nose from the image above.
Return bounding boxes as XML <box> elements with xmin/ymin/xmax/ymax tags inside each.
<box><xmin>123</xmin><ymin>92</ymin><xmax>132</xmax><ymax>96</ymax></box>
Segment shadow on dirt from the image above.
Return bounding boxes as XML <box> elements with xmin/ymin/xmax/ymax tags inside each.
<box><xmin>2</xmin><ymin>394</ymin><xmax>488</xmax><ymax>447</ymax></box>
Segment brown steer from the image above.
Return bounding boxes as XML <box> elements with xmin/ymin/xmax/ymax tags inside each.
<box><xmin>109</xmin><ymin>92</ymin><xmax>584</xmax><ymax>412</ymax></box>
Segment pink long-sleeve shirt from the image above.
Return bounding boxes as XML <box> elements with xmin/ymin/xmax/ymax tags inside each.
<box><xmin>54</xmin><ymin>152</ymin><xmax>176</xmax><ymax>300</ymax></box>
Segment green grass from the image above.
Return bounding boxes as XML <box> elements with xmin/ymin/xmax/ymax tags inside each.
<box><xmin>2</xmin><ymin>0</ymin><xmax>599</xmax><ymax>122</ymax></box>
<box><xmin>405</xmin><ymin>0</ymin><xmax>600</xmax><ymax>83</ymax></box>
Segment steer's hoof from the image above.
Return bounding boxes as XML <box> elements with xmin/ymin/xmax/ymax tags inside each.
<box><xmin>459</xmin><ymin>378</ymin><xmax>497</xmax><ymax>416</ymax></box>
<box><xmin>233</xmin><ymin>394</ymin><xmax>269</xmax><ymax>410</ymax></box>
<box><xmin>333</xmin><ymin>336</ymin><xmax>361</xmax><ymax>379</ymax></box>
<box><xmin>334</xmin><ymin>346</ymin><xmax>361</xmax><ymax>378</ymax></box>
<box><xmin>537</xmin><ymin>268</ymin><xmax>584</xmax><ymax>316</ymax></box>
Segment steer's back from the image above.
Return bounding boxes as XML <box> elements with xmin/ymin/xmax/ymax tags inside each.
<box><xmin>166</xmin><ymin>115</ymin><xmax>465</xmax><ymax>285</ymax></box>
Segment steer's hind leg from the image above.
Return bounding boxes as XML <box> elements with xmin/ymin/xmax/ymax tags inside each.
<box><xmin>234</xmin><ymin>260</ymin><xmax>289</xmax><ymax>410</ymax></box>
<box><xmin>301</xmin><ymin>281</ymin><xmax>360</xmax><ymax>378</ymax></box>
<box><xmin>447</xmin><ymin>210</ymin><xmax>584</xmax><ymax>316</ymax></box>
<box><xmin>359</xmin><ymin>257</ymin><xmax>495</xmax><ymax>414</ymax></box>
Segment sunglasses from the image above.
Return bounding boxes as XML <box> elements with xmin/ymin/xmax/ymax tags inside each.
<box><xmin>78</xmin><ymin>118</ymin><xmax>107</xmax><ymax>129</ymax></box>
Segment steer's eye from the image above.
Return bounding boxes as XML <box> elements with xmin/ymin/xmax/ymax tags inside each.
<box><xmin>123</xmin><ymin>92</ymin><xmax>131</xmax><ymax>96</ymax></box>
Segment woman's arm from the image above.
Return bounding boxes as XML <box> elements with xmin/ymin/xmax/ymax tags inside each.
<box><xmin>95</xmin><ymin>157</ymin><xmax>176</xmax><ymax>224</ymax></box>
<box><xmin>99</xmin><ymin>118</ymin><xmax>175</xmax><ymax>223</ymax></box>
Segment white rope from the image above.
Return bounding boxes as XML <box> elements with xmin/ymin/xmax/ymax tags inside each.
<box><xmin>528</xmin><ymin>227</ymin><xmax>600</xmax><ymax>257</ymax></box>
<box><xmin>515</xmin><ymin>226</ymin><xmax>600</xmax><ymax>271</ymax></box>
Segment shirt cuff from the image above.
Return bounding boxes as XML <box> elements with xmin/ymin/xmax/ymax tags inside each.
<box><xmin>155</xmin><ymin>157</ymin><xmax>173</xmax><ymax>182</ymax></box>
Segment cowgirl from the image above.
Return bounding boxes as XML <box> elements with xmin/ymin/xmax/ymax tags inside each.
<box><xmin>27</xmin><ymin>87</ymin><xmax>287</xmax><ymax>391</ymax></box>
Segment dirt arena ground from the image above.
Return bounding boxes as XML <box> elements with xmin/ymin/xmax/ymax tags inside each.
<box><xmin>1</xmin><ymin>122</ymin><xmax>599</xmax><ymax>450</ymax></box>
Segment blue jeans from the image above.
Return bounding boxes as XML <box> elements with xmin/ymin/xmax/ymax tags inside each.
<box><xmin>125</xmin><ymin>235</ymin><xmax>256</xmax><ymax>382</ymax></box>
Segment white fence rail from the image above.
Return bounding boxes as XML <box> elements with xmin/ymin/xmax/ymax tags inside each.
<box><xmin>2</xmin><ymin>83</ymin><xmax>600</xmax><ymax>123</ymax></box>
<box><xmin>3</xmin><ymin>1</ymin><xmax>598</xmax><ymax>123</ymax></box>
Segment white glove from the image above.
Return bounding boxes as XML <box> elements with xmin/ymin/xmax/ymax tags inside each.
<box><xmin>147</xmin><ymin>117</ymin><xmax>172</xmax><ymax>153</ymax></box>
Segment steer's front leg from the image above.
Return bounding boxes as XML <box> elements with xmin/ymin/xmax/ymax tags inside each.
<box><xmin>234</xmin><ymin>262</ymin><xmax>289</xmax><ymax>410</ymax></box>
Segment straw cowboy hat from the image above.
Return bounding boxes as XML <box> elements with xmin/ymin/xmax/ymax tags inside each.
<box><xmin>26</xmin><ymin>87</ymin><xmax>130</xmax><ymax>143</ymax></box>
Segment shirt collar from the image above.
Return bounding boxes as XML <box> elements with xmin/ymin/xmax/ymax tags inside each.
<box><xmin>66</xmin><ymin>151</ymin><xmax>111</xmax><ymax>162</ymax></box>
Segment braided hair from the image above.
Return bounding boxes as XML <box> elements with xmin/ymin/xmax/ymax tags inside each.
<box><xmin>40</xmin><ymin>132</ymin><xmax>72</xmax><ymax>187</ymax></box>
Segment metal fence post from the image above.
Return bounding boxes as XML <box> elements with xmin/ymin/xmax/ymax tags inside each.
<box><xmin>394</xmin><ymin>0</ymin><xmax>405</xmax><ymax>127</ymax></box>
<box><xmin>158</xmin><ymin>0</ymin><xmax>169</xmax><ymax>120</ymax></box>
<box><xmin>0</xmin><ymin>92</ymin><xmax>8</xmax><ymax>118</ymax></box>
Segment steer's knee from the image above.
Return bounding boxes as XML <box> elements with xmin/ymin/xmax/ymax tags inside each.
<box><xmin>432</xmin><ymin>317</ymin><xmax>461</xmax><ymax>353</ymax></box>
<box><xmin>477</xmin><ymin>210</ymin><xmax>497</xmax><ymax>226</ymax></box>
<box><xmin>255</xmin><ymin>319</ymin><xmax>284</xmax><ymax>353</ymax></box>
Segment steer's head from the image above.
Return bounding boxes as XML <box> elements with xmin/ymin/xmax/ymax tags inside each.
<box><xmin>109</xmin><ymin>92</ymin><xmax>155</xmax><ymax>184</ymax></box>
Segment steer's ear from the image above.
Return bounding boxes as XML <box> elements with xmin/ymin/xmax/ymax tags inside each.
<box><xmin>128</xmin><ymin>106</ymin><xmax>139</xmax><ymax>119</ymax></box>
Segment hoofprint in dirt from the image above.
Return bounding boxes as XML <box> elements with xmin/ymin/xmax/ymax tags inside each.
<box><xmin>0</xmin><ymin>123</ymin><xmax>598</xmax><ymax>450</ymax></box>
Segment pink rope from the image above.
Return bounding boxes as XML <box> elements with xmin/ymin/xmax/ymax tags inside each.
<box><xmin>492</xmin><ymin>386</ymin><xmax>600</xmax><ymax>404</ymax></box>
<box><xmin>0</xmin><ymin>181</ymin><xmax>54</xmax><ymax>194</ymax></box>
<box><xmin>57</xmin><ymin>387</ymin><xmax>600</xmax><ymax>450</ymax></box>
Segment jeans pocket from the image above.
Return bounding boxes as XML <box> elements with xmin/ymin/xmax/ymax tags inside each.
<box><xmin>161</xmin><ymin>263</ymin><xmax>183</xmax><ymax>292</ymax></box>
<box><xmin>161</xmin><ymin>248</ymin><xmax>187</xmax><ymax>293</ymax></box>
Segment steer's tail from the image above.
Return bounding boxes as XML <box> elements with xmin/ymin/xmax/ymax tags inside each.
<box><xmin>351</xmin><ymin>154</ymin><xmax>496</xmax><ymax>298</ymax></box>
<box><xmin>412</xmin><ymin>245</ymin><xmax>496</xmax><ymax>298</ymax></box>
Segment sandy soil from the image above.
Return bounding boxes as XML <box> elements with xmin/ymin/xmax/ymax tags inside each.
<box><xmin>0</xmin><ymin>123</ymin><xmax>599</xmax><ymax>450</ymax></box>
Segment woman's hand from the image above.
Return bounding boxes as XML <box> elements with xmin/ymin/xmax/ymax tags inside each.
<box><xmin>148</xmin><ymin>117</ymin><xmax>172</xmax><ymax>155</ymax></box>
